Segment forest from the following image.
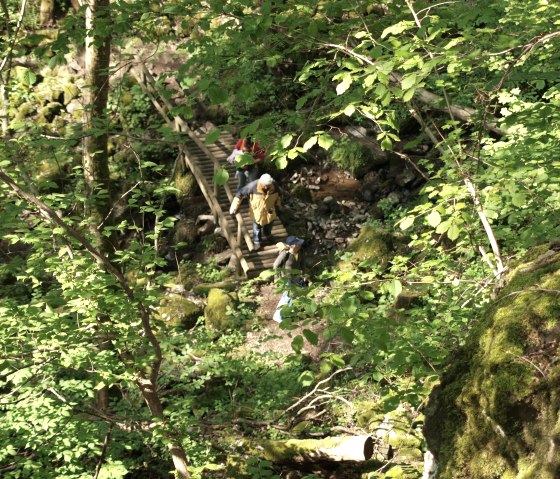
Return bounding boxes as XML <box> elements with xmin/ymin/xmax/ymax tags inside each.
<box><xmin>1</xmin><ymin>0</ymin><xmax>560</xmax><ymax>478</ymax></box>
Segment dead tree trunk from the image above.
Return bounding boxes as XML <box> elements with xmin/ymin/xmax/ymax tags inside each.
<box><xmin>263</xmin><ymin>436</ymin><xmax>376</xmax><ymax>464</ymax></box>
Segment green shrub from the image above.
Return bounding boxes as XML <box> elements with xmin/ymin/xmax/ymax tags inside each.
<box><xmin>329</xmin><ymin>138</ymin><xmax>373</xmax><ymax>177</ymax></box>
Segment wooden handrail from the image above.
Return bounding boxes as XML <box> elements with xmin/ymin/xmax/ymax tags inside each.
<box><xmin>131</xmin><ymin>64</ymin><xmax>253</xmax><ymax>273</ymax></box>
<box><xmin>132</xmin><ymin>64</ymin><xmax>254</xmax><ymax>251</ymax></box>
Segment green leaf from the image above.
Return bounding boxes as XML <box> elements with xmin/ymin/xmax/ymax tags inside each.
<box><xmin>384</xmin><ymin>279</ymin><xmax>403</xmax><ymax>297</ymax></box>
<box><xmin>381</xmin><ymin>20</ymin><xmax>415</xmax><ymax>38</ymax></box>
<box><xmin>235</xmin><ymin>152</ymin><xmax>254</xmax><ymax>168</ymax></box>
<box><xmin>318</xmin><ymin>134</ymin><xmax>334</xmax><ymax>150</ymax></box>
<box><xmin>401</xmin><ymin>73</ymin><xmax>417</xmax><ymax>90</ymax></box>
<box><xmin>435</xmin><ymin>220</ymin><xmax>450</xmax><ymax>234</ymax></box>
<box><xmin>213</xmin><ymin>168</ymin><xmax>229</xmax><ymax>185</ymax></box>
<box><xmin>359</xmin><ymin>290</ymin><xmax>375</xmax><ymax>300</ymax></box>
<box><xmin>363</xmin><ymin>73</ymin><xmax>377</xmax><ymax>87</ymax></box>
<box><xmin>291</xmin><ymin>335</ymin><xmax>304</xmax><ymax>353</ymax></box>
<box><xmin>447</xmin><ymin>222</ymin><xmax>461</xmax><ymax>241</ymax></box>
<box><xmin>302</xmin><ymin>136</ymin><xmax>318</xmax><ymax>151</ymax></box>
<box><xmin>281</xmin><ymin>134</ymin><xmax>293</xmax><ymax>149</ymax></box>
<box><xmin>205</xmin><ymin>129</ymin><xmax>221</xmax><ymax>144</ymax></box>
<box><xmin>302</xmin><ymin>329</ymin><xmax>318</xmax><ymax>345</ymax></box>
<box><xmin>336</xmin><ymin>74</ymin><xmax>352</xmax><ymax>95</ymax></box>
<box><xmin>402</xmin><ymin>87</ymin><xmax>415</xmax><ymax>102</ymax></box>
<box><xmin>207</xmin><ymin>86</ymin><xmax>227</xmax><ymax>104</ymax></box>
<box><xmin>23</xmin><ymin>70</ymin><xmax>37</xmax><ymax>86</ymax></box>
<box><xmin>298</xmin><ymin>370</ymin><xmax>314</xmax><ymax>387</ymax></box>
<box><xmin>510</xmin><ymin>192</ymin><xmax>526</xmax><ymax>207</ymax></box>
<box><xmin>426</xmin><ymin>210</ymin><xmax>442</xmax><ymax>227</ymax></box>
<box><xmin>343</xmin><ymin>104</ymin><xmax>355</xmax><ymax>116</ymax></box>
<box><xmin>380</xmin><ymin>137</ymin><xmax>392</xmax><ymax>150</ymax></box>
<box><xmin>275</xmin><ymin>155</ymin><xmax>288</xmax><ymax>169</ymax></box>
<box><xmin>400</xmin><ymin>216</ymin><xmax>414</xmax><ymax>230</ymax></box>
<box><xmin>339</xmin><ymin>327</ymin><xmax>354</xmax><ymax>344</ymax></box>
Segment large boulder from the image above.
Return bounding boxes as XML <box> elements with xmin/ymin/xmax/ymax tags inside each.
<box><xmin>424</xmin><ymin>245</ymin><xmax>560</xmax><ymax>479</ymax></box>
<box><xmin>342</xmin><ymin>224</ymin><xmax>394</xmax><ymax>270</ymax></box>
<box><xmin>157</xmin><ymin>293</ymin><xmax>202</xmax><ymax>330</ymax></box>
<box><xmin>205</xmin><ymin>288</ymin><xmax>237</xmax><ymax>332</ymax></box>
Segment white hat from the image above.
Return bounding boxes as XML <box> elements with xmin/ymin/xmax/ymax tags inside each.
<box><xmin>259</xmin><ymin>173</ymin><xmax>273</xmax><ymax>186</ymax></box>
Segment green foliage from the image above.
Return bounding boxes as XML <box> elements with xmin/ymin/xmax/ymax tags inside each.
<box><xmin>2</xmin><ymin>0</ymin><xmax>560</xmax><ymax>476</ymax></box>
<box><xmin>329</xmin><ymin>138</ymin><xmax>374</xmax><ymax>177</ymax></box>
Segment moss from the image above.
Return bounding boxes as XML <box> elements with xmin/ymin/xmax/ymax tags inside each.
<box><xmin>424</xmin><ymin>247</ymin><xmax>560</xmax><ymax>479</ymax></box>
<box><xmin>38</xmin><ymin>101</ymin><xmax>63</xmax><ymax>123</ymax></box>
<box><xmin>342</xmin><ymin>224</ymin><xmax>394</xmax><ymax>270</ymax></box>
<box><xmin>14</xmin><ymin>102</ymin><xmax>35</xmax><ymax>122</ymax></box>
<box><xmin>172</xmin><ymin>218</ymin><xmax>198</xmax><ymax>246</ymax></box>
<box><xmin>157</xmin><ymin>293</ymin><xmax>201</xmax><ymax>330</ymax></box>
<box><xmin>329</xmin><ymin>138</ymin><xmax>375</xmax><ymax>178</ymax></box>
<box><xmin>36</xmin><ymin>158</ymin><xmax>66</xmax><ymax>190</ymax></box>
<box><xmin>383</xmin><ymin>465</ymin><xmax>419</xmax><ymax>479</ymax></box>
<box><xmin>205</xmin><ymin>288</ymin><xmax>236</xmax><ymax>331</ymax></box>
<box><xmin>355</xmin><ymin>401</ymin><xmax>384</xmax><ymax>428</ymax></box>
<box><xmin>262</xmin><ymin>437</ymin><xmax>341</xmax><ymax>462</ymax></box>
<box><xmin>174</xmin><ymin>172</ymin><xmax>196</xmax><ymax>206</ymax></box>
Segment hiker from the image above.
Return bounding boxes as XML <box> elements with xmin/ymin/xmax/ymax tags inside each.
<box><xmin>226</xmin><ymin>137</ymin><xmax>265</xmax><ymax>192</ymax></box>
<box><xmin>272</xmin><ymin>236</ymin><xmax>307</xmax><ymax>323</ymax></box>
<box><xmin>273</xmin><ymin>236</ymin><xmax>307</xmax><ymax>285</ymax></box>
<box><xmin>229</xmin><ymin>173</ymin><xmax>280</xmax><ymax>251</ymax></box>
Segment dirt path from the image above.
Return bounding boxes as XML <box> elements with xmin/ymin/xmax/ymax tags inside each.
<box><xmin>244</xmin><ymin>283</ymin><xmax>343</xmax><ymax>361</ymax></box>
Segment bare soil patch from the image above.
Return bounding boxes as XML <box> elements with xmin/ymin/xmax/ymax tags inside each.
<box><xmin>245</xmin><ymin>283</ymin><xmax>342</xmax><ymax>361</ymax></box>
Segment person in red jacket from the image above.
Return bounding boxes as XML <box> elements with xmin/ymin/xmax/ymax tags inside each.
<box><xmin>227</xmin><ymin>137</ymin><xmax>265</xmax><ymax>192</ymax></box>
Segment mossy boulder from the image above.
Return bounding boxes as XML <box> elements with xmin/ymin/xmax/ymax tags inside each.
<box><xmin>174</xmin><ymin>172</ymin><xmax>197</xmax><ymax>208</ymax></box>
<box><xmin>14</xmin><ymin>102</ymin><xmax>36</xmax><ymax>122</ymax></box>
<box><xmin>157</xmin><ymin>293</ymin><xmax>202</xmax><ymax>330</ymax></box>
<box><xmin>424</xmin><ymin>247</ymin><xmax>560</xmax><ymax>479</ymax></box>
<box><xmin>38</xmin><ymin>101</ymin><xmax>63</xmax><ymax>123</ymax></box>
<box><xmin>204</xmin><ymin>288</ymin><xmax>236</xmax><ymax>331</ymax></box>
<box><xmin>172</xmin><ymin>218</ymin><xmax>198</xmax><ymax>247</ymax></box>
<box><xmin>342</xmin><ymin>224</ymin><xmax>394</xmax><ymax>270</ymax></box>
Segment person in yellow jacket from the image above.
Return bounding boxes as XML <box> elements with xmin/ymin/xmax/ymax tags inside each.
<box><xmin>229</xmin><ymin>173</ymin><xmax>280</xmax><ymax>251</ymax></box>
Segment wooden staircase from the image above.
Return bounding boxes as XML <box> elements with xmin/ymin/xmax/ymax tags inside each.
<box><xmin>131</xmin><ymin>64</ymin><xmax>287</xmax><ymax>278</ymax></box>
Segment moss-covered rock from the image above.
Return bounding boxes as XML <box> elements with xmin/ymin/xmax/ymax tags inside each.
<box><xmin>157</xmin><ymin>293</ymin><xmax>202</xmax><ymax>330</ymax></box>
<box><xmin>424</xmin><ymin>247</ymin><xmax>560</xmax><ymax>479</ymax></box>
<box><xmin>38</xmin><ymin>101</ymin><xmax>63</xmax><ymax>123</ymax></box>
<box><xmin>172</xmin><ymin>218</ymin><xmax>198</xmax><ymax>247</ymax></box>
<box><xmin>342</xmin><ymin>224</ymin><xmax>394</xmax><ymax>270</ymax></box>
<box><xmin>174</xmin><ymin>172</ymin><xmax>197</xmax><ymax>208</ymax></box>
<box><xmin>205</xmin><ymin>288</ymin><xmax>236</xmax><ymax>331</ymax></box>
<box><xmin>14</xmin><ymin>102</ymin><xmax>36</xmax><ymax>122</ymax></box>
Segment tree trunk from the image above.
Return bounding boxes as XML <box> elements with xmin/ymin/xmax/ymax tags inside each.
<box><xmin>39</xmin><ymin>0</ymin><xmax>54</xmax><ymax>25</ymax></box>
<box><xmin>0</xmin><ymin>82</ymin><xmax>7</xmax><ymax>136</ymax></box>
<box><xmin>137</xmin><ymin>378</ymin><xmax>191</xmax><ymax>479</ymax></box>
<box><xmin>83</xmin><ymin>0</ymin><xmax>112</xmax><ymax>246</ymax></box>
<box><xmin>263</xmin><ymin>436</ymin><xmax>376</xmax><ymax>464</ymax></box>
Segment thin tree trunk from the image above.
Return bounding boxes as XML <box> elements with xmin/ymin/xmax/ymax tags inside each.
<box><xmin>409</xmin><ymin>106</ymin><xmax>504</xmax><ymax>275</ymax></box>
<box><xmin>1</xmin><ymin>0</ymin><xmax>29</xmax><ymax>137</ymax></box>
<box><xmin>0</xmin><ymin>82</ymin><xmax>7</xmax><ymax>136</ymax></box>
<box><xmin>83</xmin><ymin>0</ymin><xmax>112</xmax><ymax>245</ymax></box>
<box><xmin>137</xmin><ymin>378</ymin><xmax>191</xmax><ymax>478</ymax></box>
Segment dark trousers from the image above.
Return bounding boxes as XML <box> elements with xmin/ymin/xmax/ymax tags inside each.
<box><xmin>253</xmin><ymin>221</ymin><xmax>273</xmax><ymax>244</ymax></box>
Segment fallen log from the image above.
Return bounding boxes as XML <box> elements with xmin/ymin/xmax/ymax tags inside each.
<box><xmin>262</xmin><ymin>435</ymin><xmax>375</xmax><ymax>464</ymax></box>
